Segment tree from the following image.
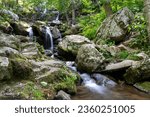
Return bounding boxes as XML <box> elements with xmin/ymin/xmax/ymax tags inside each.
<box><xmin>144</xmin><ymin>0</ymin><xmax>150</xmax><ymax>43</ymax></box>
<box><xmin>102</xmin><ymin>0</ymin><xmax>113</xmax><ymax>17</ymax></box>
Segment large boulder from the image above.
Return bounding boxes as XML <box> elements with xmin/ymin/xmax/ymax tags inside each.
<box><xmin>10</xmin><ymin>21</ymin><xmax>31</xmax><ymax>36</ymax></box>
<box><xmin>30</xmin><ymin>59</ymin><xmax>80</xmax><ymax>94</ymax></box>
<box><xmin>124</xmin><ymin>59</ymin><xmax>150</xmax><ymax>84</ymax></box>
<box><xmin>96</xmin><ymin>7</ymin><xmax>134</xmax><ymax>43</ymax></box>
<box><xmin>0</xmin><ymin>56</ymin><xmax>12</xmax><ymax>81</ymax></box>
<box><xmin>58</xmin><ymin>35</ymin><xmax>91</xmax><ymax>59</ymax></box>
<box><xmin>76</xmin><ymin>44</ymin><xmax>105</xmax><ymax>73</ymax></box>
<box><xmin>0</xmin><ymin>32</ymin><xmax>20</xmax><ymax>50</ymax></box>
<box><xmin>0</xmin><ymin>21</ymin><xmax>13</xmax><ymax>33</ymax></box>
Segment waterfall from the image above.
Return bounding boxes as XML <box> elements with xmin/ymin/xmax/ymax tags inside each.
<box><xmin>27</xmin><ymin>27</ymin><xmax>33</xmax><ymax>41</ymax></box>
<box><xmin>45</xmin><ymin>26</ymin><xmax>54</xmax><ymax>51</ymax></box>
<box><xmin>56</xmin><ymin>12</ymin><xmax>59</xmax><ymax>21</ymax></box>
<box><xmin>52</xmin><ymin>11</ymin><xmax>61</xmax><ymax>24</ymax></box>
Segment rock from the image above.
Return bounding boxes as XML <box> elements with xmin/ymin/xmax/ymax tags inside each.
<box><xmin>96</xmin><ymin>7</ymin><xmax>134</xmax><ymax>43</ymax></box>
<box><xmin>136</xmin><ymin>52</ymin><xmax>149</xmax><ymax>60</ymax></box>
<box><xmin>0</xmin><ymin>21</ymin><xmax>13</xmax><ymax>33</ymax></box>
<box><xmin>0</xmin><ymin>47</ymin><xmax>19</xmax><ymax>58</ymax></box>
<box><xmin>0</xmin><ymin>81</ymin><xmax>48</xmax><ymax>100</ymax></box>
<box><xmin>134</xmin><ymin>82</ymin><xmax>150</xmax><ymax>94</ymax></box>
<box><xmin>0</xmin><ymin>32</ymin><xmax>20</xmax><ymax>50</ymax></box>
<box><xmin>76</xmin><ymin>44</ymin><xmax>105</xmax><ymax>73</ymax></box>
<box><xmin>92</xmin><ymin>73</ymin><xmax>116</xmax><ymax>87</ymax></box>
<box><xmin>30</xmin><ymin>59</ymin><xmax>80</xmax><ymax>94</ymax></box>
<box><xmin>0</xmin><ymin>56</ymin><xmax>12</xmax><ymax>81</ymax></box>
<box><xmin>55</xmin><ymin>90</ymin><xmax>71</xmax><ymax>100</ymax></box>
<box><xmin>11</xmin><ymin>58</ymin><xmax>34</xmax><ymax>79</ymax></box>
<box><xmin>10</xmin><ymin>21</ymin><xmax>30</xmax><ymax>36</ymax></box>
<box><xmin>51</xmin><ymin>26</ymin><xmax>61</xmax><ymax>39</ymax></box>
<box><xmin>21</xmin><ymin>42</ymin><xmax>41</xmax><ymax>59</ymax></box>
<box><xmin>0</xmin><ymin>9</ymin><xmax>19</xmax><ymax>21</ymax></box>
<box><xmin>124</xmin><ymin>59</ymin><xmax>150</xmax><ymax>84</ymax></box>
<box><xmin>58</xmin><ymin>35</ymin><xmax>91</xmax><ymax>59</ymax></box>
<box><xmin>104</xmin><ymin>60</ymin><xmax>138</xmax><ymax>72</ymax></box>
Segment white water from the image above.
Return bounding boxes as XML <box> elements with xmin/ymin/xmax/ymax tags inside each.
<box><xmin>45</xmin><ymin>27</ymin><xmax>54</xmax><ymax>51</ymax></box>
<box><xmin>27</xmin><ymin>27</ymin><xmax>33</xmax><ymax>41</ymax></box>
<box><xmin>65</xmin><ymin>61</ymin><xmax>116</xmax><ymax>94</ymax></box>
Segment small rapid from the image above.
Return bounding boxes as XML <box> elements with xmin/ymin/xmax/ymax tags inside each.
<box><xmin>66</xmin><ymin>61</ymin><xmax>150</xmax><ymax>100</ymax></box>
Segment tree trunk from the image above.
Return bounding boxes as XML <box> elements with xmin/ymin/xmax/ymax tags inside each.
<box><xmin>144</xmin><ymin>0</ymin><xmax>150</xmax><ymax>43</ymax></box>
<box><xmin>103</xmin><ymin>0</ymin><xmax>113</xmax><ymax>17</ymax></box>
<box><xmin>71</xmin><ymin>0</ymin><xmax>76</xmax><ymax>25</ymax></box>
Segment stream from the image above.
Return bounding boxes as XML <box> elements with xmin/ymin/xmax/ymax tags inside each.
<box><xmin>66</xmin><ymin>61</ymin><xmax>150</xmax><ymax>100</ymax></box>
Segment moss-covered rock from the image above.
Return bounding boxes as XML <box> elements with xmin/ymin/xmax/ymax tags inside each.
<box><xmin>10</xmin><ymin>21</ymin><xmax>30</xmax><ymax>36</ymax></box>
<box><xmin>10</xmin><ymin>58</ymin><xmax>34</xmax><ymax>79</ymax></box>
<box><xmin>124</xmin><ymin>59</ymin><xmax>150</xmax><ymax>84</ymax></box>
<box><xmin>134</xmin><ymin>82</ymin><xmax>150</xmax><ymax>94</ymax></box>
<box><xmin>0</xmin><ymin>81</ymin><xmax>55</xmax><ymax>100</ymax></box>
<box><xmin>76</xmin><ymin>44</ymin><xmax>105</xmax><ymax>73</ymax></box>
<box><xmin>58</xmin><ymin>35</ymin><xmax>91</xmax><ymax>60</ymax></box>
<box><xmin>0</xmin><ymin>32</ymin><xmax>20</xmax><ymax>50</ymax></box>
<box><xmin>96</xmin><ymin>7</ymin><xmax>134</xmax><ymax>43</ymax></box>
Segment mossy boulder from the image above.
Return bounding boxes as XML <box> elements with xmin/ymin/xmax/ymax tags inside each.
<box><xmin>124</xmin><ymin>59</ymin><xmax>150</xmax><ymax>84</ymax></box>
<box><xmin>10</xmin><ymin>21</ymin><xmax>30</xmax><ymax>36</ymax></box>
<box><xmin>96</xmin><ymin>7</ymin><xmax>134</xmax><ymax>43</ymax></box>
<box><xmin>31</xmin><ymin>59</ymin><xmax>80</xmax><ymax>94</ymax></box>
<box><xmin>11</xmin><ymin>58</ymin><xmax>34</xmax><ymax>79</ymax></box>
<box><xmin>58</xmin><ymin>35</ymin><xmax>91</xmax><ymax>60</ymax></box>
<box><xmin>0</xmin><ymin>32</ymin><xmax>20</xmax><ymax>50</ymax></box>
<box><xmin>134</xmin><ymin>82</ymin><xmax>150</xmax><ymax>94</ymax></box>
<box><xmin>0</xmin><ymin>21</ymin><xmax>13</xmax><ymax>33</ymax></box>
<box><xmin>76</xmin><ymin>44</ymin><xmax>105</xmax><ymax>73</ymax></box>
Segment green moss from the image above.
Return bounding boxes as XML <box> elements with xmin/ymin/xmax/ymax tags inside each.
<box><xmin>10</xmin><ymin>58</ymin><xmax>34</xmax><ymax>79</ymax></box>
<box><xmin>135</xmin><ymin>82</ymin><xmax>150</xmax><ymax>93</ymax></box>
<box><xmin>20</xmin><ymin>82</ymin><xmax>44</xmax><ymax>100</ymax></box>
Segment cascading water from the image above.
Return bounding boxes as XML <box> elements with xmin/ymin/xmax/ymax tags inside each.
<box><xmin>66</xmin><ymin>61</ymin><xmax>150</xmax><ymax>99</ymax></box>
<box><xmin>45</xmin><ymin>26</ymin><xmax>54</xmax><ymax>51</ymax></box>
<box><xmin>52</xmin><ymin>11</ymin><xmax>61</xmax><ymax>24</ymax></box>
<box><xmin>66</xmin><ymin>62</ymin><xmax>112</xmax><ymax>94</ymax></box>
<box><xmin>27</xmin><ymin>27</ymin><xmax>34</xmax><ymax>41</ymax></box>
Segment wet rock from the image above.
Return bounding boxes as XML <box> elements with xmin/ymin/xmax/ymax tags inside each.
<box><xmin>0</xmin><ymin>56</ymin><xmax>12</xmax><ymax>81</ymax></box>
<box><xmin>55</xmin><ymin>90</ymin><xmax>71</xmax><ymax>100</ymax></box>
<box><xmin>51</xmin><ymin>26</ymin><xmax>61</xmax><ymax>39</ymax></box>
<box><xmin>10</xmin><ymin>21</ymin><xmax>30</xmax><ymax>36</ymax></box>
<box><xmin>134</xmin><ymin>82</ymin><xmax>150</xmax><ymax>94</ymax></box>
<box><xmin>58</xmin><ymin>35</ymin><xmax>91</xmax><ymax>59</ymax></box>
<box><xmin>96</xmin><ymin>7</ymin><xmax>134</xmax><ymax>43</ymax></box>
<box><xmin>92</xmin><ymin>73</ymin><xmax>116</xmax><ymax>87</ymax></box>
<box><xmin>124</xmin><ymin>59</ymin><xmax>150</xmax><ymax>84</ymax></box>
<box><xmin>76</xmin><ymin>44</ymin><xmax>105</xmax><ymax>73</ymax></box>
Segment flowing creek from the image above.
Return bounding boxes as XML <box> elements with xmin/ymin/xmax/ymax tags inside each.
<box><xmin>66</xmin><ymin>61</ymin><xmax>150</xmax><ymax>100</ymax></box>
